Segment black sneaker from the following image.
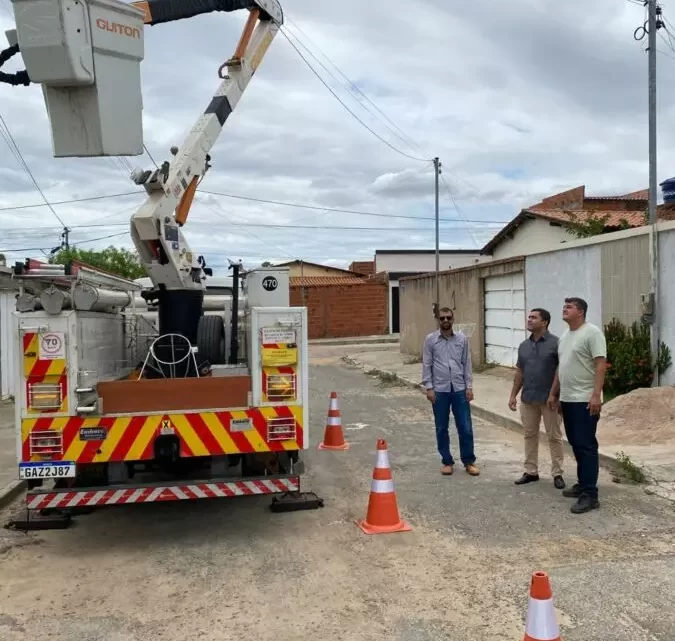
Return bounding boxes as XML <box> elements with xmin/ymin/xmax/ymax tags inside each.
<box><xmin>553</xmin><ymin>475</ymin><xmax>566</xmax><ymax>490</ymax></box>
<box><xmin>562</xmin><ymin>484</ymin><xmax>582</xmax><ymax>498</ymax></box>
<box><xmin>515</xmin><ymin>473</ymin><xmax>539</xmax><ymax>485</ymax></box>
<box><xmin>571</xmin><ymin>494</ymin><xmax>600</xmax><ymax>514</ymax></box>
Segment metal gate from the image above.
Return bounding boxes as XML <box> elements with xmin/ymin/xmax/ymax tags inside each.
<box><xmin>484</xmin><ymin>272</ymin><xmax>526</xmax><ymax>367</ymax></box>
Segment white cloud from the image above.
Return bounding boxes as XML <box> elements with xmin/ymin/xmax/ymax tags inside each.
<box><xmin>1</xmin><ymin>0</ymin><xmax>673</xmax><ymax>272</ymax></box>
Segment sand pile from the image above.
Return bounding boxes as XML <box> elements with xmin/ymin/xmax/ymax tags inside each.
<box><xmin>599</xmin><ymin>386</ymin><xmax>675</xmax><ymax>446</ymax></box>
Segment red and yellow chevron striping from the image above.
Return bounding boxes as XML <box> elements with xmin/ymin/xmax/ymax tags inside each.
<box><xmin>26</xmin><ymin>477</ymin><xmax>300</xmax><ymax>510</ymax></box>
<box><xmin>23</xmin><ymin>332</ymin><xmax>68</xmax><ymax>414</ymax></box>
<box><xmin>21</xmin><ymin>406</ymin><xmax>304</xmax><ymax>464</ymax></box>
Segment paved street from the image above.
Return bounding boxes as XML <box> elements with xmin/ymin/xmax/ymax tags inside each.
<box><xmin>1</xmin><ymin>344</ymin><xmax>675</xmax><ymax>640</ymax></box>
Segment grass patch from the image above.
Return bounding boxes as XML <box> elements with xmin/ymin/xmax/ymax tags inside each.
<box><xmin>611</xmin><ymin>451</ymin><xmax>647</xmax><ymax>484</ymax></box>
<box><xmin>403</xmin><ymin>355</ymin><xmax>422</xmax><ymax>365</ymax></box>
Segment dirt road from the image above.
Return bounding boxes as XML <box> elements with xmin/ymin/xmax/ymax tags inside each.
<box><xmin>1</xmin><ymin>344</ymin><xmax>674</xmax><ymax>640</ymax></box>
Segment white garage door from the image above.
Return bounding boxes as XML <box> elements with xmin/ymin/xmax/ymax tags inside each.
<box><xmin>484</xmin><ymin>272</ymin><xmax>526</xmax><ymax>367</ymax></box>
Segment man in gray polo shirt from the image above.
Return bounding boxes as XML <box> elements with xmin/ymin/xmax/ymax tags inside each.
<box><xmin>508</xmin><ymin>308</ymin><xmax>565</xmax><ymax>489</ymax></box>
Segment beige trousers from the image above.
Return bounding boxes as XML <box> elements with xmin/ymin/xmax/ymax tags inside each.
<box><xmin>520</xmin><ymin>401</ymin><xmax>564</xmax><ymax>477</ymax></box>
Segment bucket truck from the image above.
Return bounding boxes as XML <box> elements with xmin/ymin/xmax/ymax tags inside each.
<box><xmin>2</xmin><ymin>0</ymin><xmax>321</xmax><ymax>527</ymax></box>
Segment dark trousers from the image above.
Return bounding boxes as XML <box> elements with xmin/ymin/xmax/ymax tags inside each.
<box><xmin>432</xmin><ymin>390</ymin><xmax>476</xmax><ymax>467</ymax></box>
<box><xmin>560</xmin><ymin>401</ymin><xmax>600</xmax><ymax>498</ymax></box>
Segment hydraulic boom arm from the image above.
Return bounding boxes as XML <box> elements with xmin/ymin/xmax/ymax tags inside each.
<box><xmin>129</xmin><ymin>0</ymin><xmax>283</xmax><ymax>293</ymax></box>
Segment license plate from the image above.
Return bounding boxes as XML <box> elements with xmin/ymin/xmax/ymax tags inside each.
<box><xmin>19</xmin><ymin>462</ymin><xmax>76</xmax><ymax>480</ymax></box>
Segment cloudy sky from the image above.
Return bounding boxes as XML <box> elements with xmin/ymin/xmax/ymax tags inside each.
<box><xmin>1</xmin><ymin>0</ymin><xmax>674</xmax><ymax>272</ymax></box>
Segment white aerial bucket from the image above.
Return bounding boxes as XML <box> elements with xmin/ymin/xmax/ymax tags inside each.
<box><xmin>9</xmin><ymin>0</ymin><xmax>145</xmax><ymax>157</ymax></box>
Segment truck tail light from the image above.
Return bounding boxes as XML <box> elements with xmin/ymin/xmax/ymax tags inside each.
<box><xmin>266</xmin><ymin>417</ymin><xmax>296</xmax><ymax>442</ymax></box>
<box><xmin>265</xmin><ymin>373</ymin><xmax>296</xmax><ymax>401</ymax></box>
<box><xmin>28</xmin><ymin>383</ymin><xmax>62</xmax><ymax>410</ymax></box>
<box><xmin>30</xmin><ymin>430</ymin><xmax>64</xmax><ymax>457</ymax></box>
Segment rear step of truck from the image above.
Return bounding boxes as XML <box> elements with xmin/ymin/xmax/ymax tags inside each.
<box><xmin>5</xmin><ymin>475</ymin><xmax>323</xmax><ymax>531</ymax></box>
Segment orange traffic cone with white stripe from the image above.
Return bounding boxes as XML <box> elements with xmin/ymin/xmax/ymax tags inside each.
<box><xmin>357</xmin><ymin>439</ymin><xmax>412</xmax><ymax>534</ymax></box>
<box><xmin>318</xmin><ymin>391</ymin><xmax>349</xmax><ymax>450</ymax></box>
<box><xmin>523</xmin><ymin>571</ymin><xmax>561</xmax><ymax>641</ymax></box>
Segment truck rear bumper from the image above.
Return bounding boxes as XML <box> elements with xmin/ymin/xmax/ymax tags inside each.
<box><xmin>26</xmin><ymin>475</ymin><xmax>300</xmax><ymax>510</ymax></box>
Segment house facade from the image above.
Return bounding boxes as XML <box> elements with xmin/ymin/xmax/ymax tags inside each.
<box><xmin>481</xmin><ymin>185</ymin><xmax>652</xmax><ymax>259</ymax></box>
<box><xmin>348</xmin><ymin>249</ymin><xmax>490</xmax><ymax>334</ymax></box>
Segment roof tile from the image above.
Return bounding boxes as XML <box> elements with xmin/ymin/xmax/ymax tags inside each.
<box><xmin>523</xmin><ymin>208</ymin><xmax>646</xmax><ymax>228</ymax></box>
<box><xmin>290</xmin><ymin>276</ymin><xmax>368</xmax><ymax>287</ymax></box>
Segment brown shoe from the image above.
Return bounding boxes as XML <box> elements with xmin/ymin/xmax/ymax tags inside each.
<box><xmin>465</xmin><ymin>464</ymin><xmax>480</xmax><ymax>476</ymax></box>
<box><xmin>441</xmin><ymin>464</ymin><xmax>454</xmax><ymax>475</ymax></box>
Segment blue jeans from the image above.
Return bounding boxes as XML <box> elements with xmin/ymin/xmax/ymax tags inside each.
<box><xmin>431</xmin><ymin>390</ymin><xmax>476</xmax><ymax>466</ymax></box>
<box><xmin>560</xmin><ymin>401</ymin><xmax>599</xmax><ymax>498</ymax></box>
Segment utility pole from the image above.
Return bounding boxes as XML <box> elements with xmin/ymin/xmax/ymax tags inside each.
<box><xmin>433</xmin><ymin>157</ymin><xmax>441</xmax><ymax>318</ymax></box>
<box><xmin>62</xmin><ymin>226</ymin><xmax>71</xmax><ymax>251</ymax></box>
<box><xmin>647</xmin><ymin>0</ymin><xmax>660</xmax><ymax>385</ymax></box>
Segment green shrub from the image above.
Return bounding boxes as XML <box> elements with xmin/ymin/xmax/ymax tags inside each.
<box><xmin>604</xmin><ymin>318</ymin><xmax>672</xmax><ymax>397</ymax></box>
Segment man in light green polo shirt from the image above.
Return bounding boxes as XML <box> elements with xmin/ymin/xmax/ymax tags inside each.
<box><xmin>548</xmin><ymin>296</ymin><xmax>606</xmax><ymax>514</ymax></box>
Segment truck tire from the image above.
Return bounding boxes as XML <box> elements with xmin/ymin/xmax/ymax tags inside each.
<box><xmin>196</xmin><ymin>315</ymin><xmax>226</xmax><ymax>366</ymax></box>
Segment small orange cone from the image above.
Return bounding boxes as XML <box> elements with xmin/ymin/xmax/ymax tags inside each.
<box><xmin>523</xmin><ymin>571</ymin><xmax>561</xmax><ymax>641</ymax></box>
<box><xmin>357</xmin><ymin>439</ymin><xmax>412</xmax><ymax>534</ymax></box>
<box><xmin>318</xmin><ymin>391</ymin><xmax>349</xmax><ymax>450</ymax></box>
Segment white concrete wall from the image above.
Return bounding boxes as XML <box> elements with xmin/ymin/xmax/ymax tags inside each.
<box><xmin>524</xmin><ymin>221</ymin><xmax>675</xmax><ymax>387</ymax></box>
<box><xmin>525</xmin><ymin>246</ymin><xmax>602</xmax><ymax>338</ymax></box>
<box><xmin>492</xmin><ymin>217</ymin><xmax>575</xmax><ymax>261</ymax></box>
<box><xmin>375</xmin><ymin>251</ymin><xmax>485</xmax><ymax>273</ymax></box>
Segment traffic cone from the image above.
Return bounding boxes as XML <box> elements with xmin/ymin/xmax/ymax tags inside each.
<box><xmin>357</xmin><ymin>439</ymin><xmax>412</xmax><ymax>534</ymax></box>
<box><xmin>523</xmin><ymin>571</ymin><xmax>561</xmax><ymax>641</ymax></box>
<box><xmin>318</xmin><ymin>391</ymin><xmax>349</xmax><ymax>450</ymax></box>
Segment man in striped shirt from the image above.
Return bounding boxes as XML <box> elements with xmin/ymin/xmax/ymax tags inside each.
<box><xmin>422</xmin><ymin>307</ymin><xmax>479</xmax><ymax>477</ymax></box>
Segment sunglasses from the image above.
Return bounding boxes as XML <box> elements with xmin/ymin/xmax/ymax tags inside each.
<box><xmin>439</xmin><ymin>316</ymin><xmax>453</xmax><ymax>321</ymax></box>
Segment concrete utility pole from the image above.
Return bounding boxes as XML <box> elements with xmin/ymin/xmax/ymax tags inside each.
<box><xmin>433</xmin><ymin>156</ymin><xmax>441</xmax><ymax>318</ymax></box>
<box><xmin>647</xmin><ymin>0</ymin><xmax>660</xmax><ymax>385</ymax></box>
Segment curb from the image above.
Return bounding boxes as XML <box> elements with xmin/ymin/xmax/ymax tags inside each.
<box><xmin>343</xmin><ymin>356</ymin><xmax>620</xmax><ymax>471</ymax></box>
<box><xmin>0</xmin><ymin>480</ymin><xmax>25</xmax><ymax>510</ymax></box>
<box><xmin>311</xmin><ymin>337</ymin><xmax>399</xmax><ymax>347</ymax></box>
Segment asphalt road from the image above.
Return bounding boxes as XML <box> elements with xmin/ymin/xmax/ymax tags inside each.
<box><xmin>1</xmin><ymin>344</ymin><xmax>674</xmax><ymax>641</ymax></box>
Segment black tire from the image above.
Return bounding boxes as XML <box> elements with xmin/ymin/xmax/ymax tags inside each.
<box><xmin>196</xmin><ymin>315</ymin><xmax>226</xmax><ymax>366</ymax></box>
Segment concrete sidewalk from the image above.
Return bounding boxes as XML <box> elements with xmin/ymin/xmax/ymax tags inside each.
<box><xmin>342</xmin><ymin>345</ymin><xmax>675</xmax><ymax>499</ymax></box>
<box><xmin>0</xmin><ymin>401</ymin><xmax>22</xmax><ymax>508</ymax></box>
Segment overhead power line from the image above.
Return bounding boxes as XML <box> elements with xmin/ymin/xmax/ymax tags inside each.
<box><xmin>0</xmin><ymin>220</ymin><xmax>504</xmax><ymax>234</ymax></box>
<box><xmin>0</xmin><ymin>188</ymin><xmax>508</xmax><ymax>225</ymax></box>
<box><xmin>279</xmin><ymin>26</ymin><xmax>432</xmax><ymax>164</ymax></box>
<box><xmin>0</xmin><ymin>112</ymin><xmax>68</xmax><ymax>231</ymax></box>
<box><xmin>0</xmin><ymin>191</ymin><xmax>143</xmax><ymax>211</ymax></box>
<box><xmin>283</xmin><ymin>18</ymin><xmax>428</xmax><ymax>158</ymax></box>
<box><xmin>0</xmin><ymin>231</ymin><xmax>127</xmax><ymax>254</ymax></box>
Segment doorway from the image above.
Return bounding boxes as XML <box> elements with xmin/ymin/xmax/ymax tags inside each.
<box><xmin>391</xmin><ymin>285</ymin><xmax>400</xmax><ymax>334</ymax></box>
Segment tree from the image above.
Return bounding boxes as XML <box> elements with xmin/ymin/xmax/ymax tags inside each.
<box><xmin>49</xmin><ymin>246</ymin><xmax>147</xmax><ymax>280</ymax></box>
<box><xmin>566</xmin><ymin>210</ymin><xmax>644</xmax><ymax>239</ymax></box>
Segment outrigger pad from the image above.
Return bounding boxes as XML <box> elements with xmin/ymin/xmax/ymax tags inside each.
<box><xmin>269</xmin><ymin>492</ymin><xmax>324</xmax><ymax>513</ymax></box>
<box><xmin>4</xmin><ymin>508</ymin><xmax>72</xmax><ymax>531</ymax></box>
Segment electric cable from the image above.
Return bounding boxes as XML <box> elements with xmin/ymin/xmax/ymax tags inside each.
<box><xmin>0</xmin><ymin>112</ymin><xmax>67</xmax><ymax>229</ymax></box>
<box><xmin>279</xmin><ymin>25</ymin><xmax>432</xmax><ymax>164</ymax></box>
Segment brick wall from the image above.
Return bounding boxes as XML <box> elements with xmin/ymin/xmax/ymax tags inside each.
<box><xmin>290</xmin><ymin>282</ymin><xmax>388</xmax><ymax>339</ymax></box>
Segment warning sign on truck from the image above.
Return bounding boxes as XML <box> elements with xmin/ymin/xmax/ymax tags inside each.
<box><xmin>262</xmin><ymin>346</ymin><xmax>298</xmax><ymax>367</ymax></box>
<box><xmin>261</xmin><ymin>327</ymin><xmax>296</xmax><ymax>345</ymax></box>
<box><xmin>39</xmin><ymin>332</ymin><xmax>65</xmax><ymax>360</ymax></box>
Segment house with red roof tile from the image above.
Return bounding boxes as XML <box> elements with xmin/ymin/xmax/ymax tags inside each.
<box><xmin>480</xmin><ymin>185</ymin><xmax>674</xmax><ymax>259</ymax></box>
